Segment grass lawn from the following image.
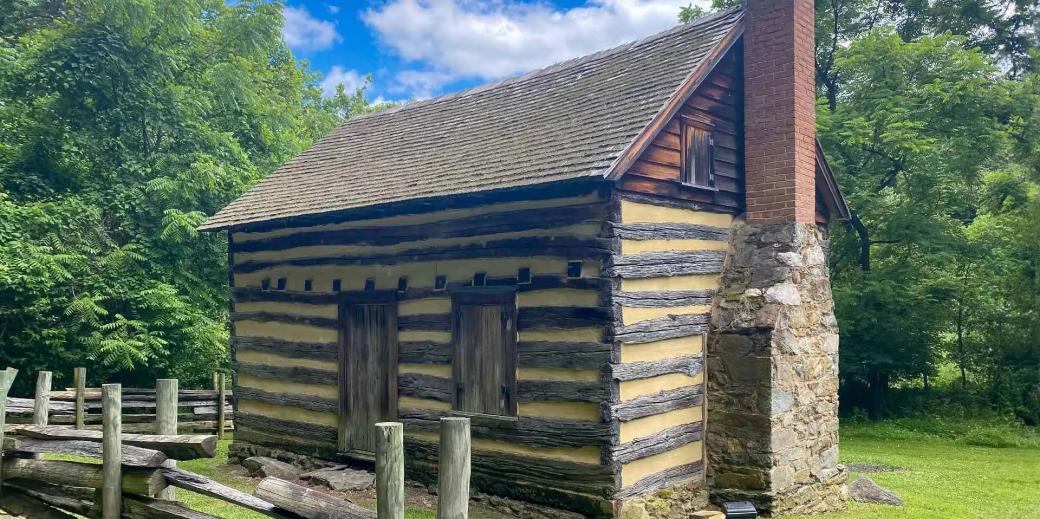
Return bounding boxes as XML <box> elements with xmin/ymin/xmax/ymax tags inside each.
<box><xmin>176</xmin><ymin>420</ymin><xmax>1039</xmax><ymax>519</ymax></box>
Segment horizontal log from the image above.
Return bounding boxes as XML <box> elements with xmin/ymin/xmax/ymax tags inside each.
<box><xmin>253</xmin><ymin>477</ymin><xmax>375</xmax><ymax>519</ymax></box>
<box><xmin>2</xmin><ymin>436</ymin><xmax>167</xmax><ymax>467</ymax></box>
<box><xmin>49</xmin><ymin>389</ymin><xmax>229</xmax><ymax>402</ymax></box>
<box><xmin>399</xmin><ymin>409</ymin><xmax>612</xmax><ymax>448</ymax></box>
<box><xmin>398</xmin><ymin>341</ymin><xmax>450</xmax><ymax>364</ymax></box>
<box><xmin>10</xmin><ymin>425</ymin><xmax>216</xmax><ymax>460</ymax></box>
<box><xmin>616</xmin><ymin>190</ymin><xmax>739</xmax><ymax>214</ymax></box>
<box><xmin>614</xmin><ymin>461</ymin><xmax>704</xmax><ymax>500</ymax></box>
<box><xmin>398</xmin><ymin>373</ymin><xmax>452</xmax><ymax>402</ymax></box>
<box><xmin>609</xmin><ymin>423</ymin><xmax>704</xmax><ymax>464</ymax></box>
<box><xmin>233</xmin><ymin>287</ymin><xmax>339</xmax><ymax>304</ymax></box>
<box><xmin>608</xmin><ymin>386</ymin><xmax>704</xmax><ymax>422</ymax></box>
<box><xmin>234</xmin><ymin>387</ymin><xmax>337</xmax><ymax>414</ymax></box>
<box><xmin>233</xmin><ymin>336</ymin><xmax>339</xmax><ymax>361</ymax></box>
<box><xmin>122</xmin><ymin>493</ymin><xmax>224</xmax><ymax>519</ymax></box>
<box><xmin>608</xmin><ymin>222</ymin><xmax>729</xmax><ymax>241</ymax></box>
<box><xmin>235</xmin><ymin>413</ymin><xmax>338</xmax><ymax>445</ymax></box>
<box><xmin>162</xmin><ymin>467</ymin><xmax>298</xmax><ymax>519</ymax></box>
<box><xmin>612</xmin><ymin>290</ymin><xmax>714</xmax><ymax>308</ymax></box>
<box><xmin>232</xmin><ymin>312</ymin><xmax>338</xmax><ymax>329</ymax></box>
<box><xmin>518</xmin><ymin>341</ymin><xmax>613</xmax><ymax>370</ymax></box>
<box><xmin>404</xmin><ymin>438</ymin><xmax>614</xmax><ymax>498</ymax></box>
<box><xmin>234</xmin><ymin>362</ymin><xmax>337</xmax><ymax>386</ymax></box>
<box><xmin>0</xmin><ymin>486</ymin><xmax>82</xmax><ymax>519</ymax></box>
<box><xmin>233</xmin><ymin>429</ymin><xmax>340</xmax><ymax>460</ymax></box>
<box><xmin>398</xmin><ymin>374</ymin><xmax>608</xmax><ymax>404</ymax></box>
<box><xmin>608</xmin><ymin>251</ymin><xmax>726</xmax><ymax>279</ymax></box>
<box><xmin>233</xmin><ymin>237</ymin><xmax>613</xmax><ymax>274</ymax></box>
<box><xmin>517</xmin><ymin>380</ymin><xmax>608</xmax><ymax>403</ymax></box>
<box><xmin>233</xmin><ymin>203</ymin><xmax>608</xmax><ymax>252</ymax></box>
<box><xmin>610</xmin><ymin>356</ymin><xmax>703</xmax><ymax>382</ymax></box>
<box><xmin>397</xmin><ymin>313</ymin><xmax>450</xmax><ymax>332</ymax></box>
<box><xmin>517</xmin><ymin>307</ymin><xmax>611</xmax><ymax>330</ymax></box>
<box><xmin>0</xmin><ymin>458</ymin><xmax>166</xmax><ymax>496</ymax></box>
<box><xmin>613</xmin><ymin>314</ymin><xmax>709</xmax><ymax>344</ymax></box>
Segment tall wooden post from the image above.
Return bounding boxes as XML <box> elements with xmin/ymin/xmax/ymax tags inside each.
<box><xmin>437</xmin><ymin>417</ymin><xmax>471</xmax><ymax>519</ymax></box>
<box><xmin>33</xmin><ymin>371</ymin><xmax>52</xmax><ymax>426</ymax></box>
<box><xmin>0</xmin><ymin>368</ymin><xmax>19</xmax><ymax>496</ymax></box>
<box><xmin>155</xmin><ymin>379</ymin><xmax>178</xmax><ymax>500</ymax></box>
<box><xmin>102</xmin><ymin>383</ymin><xmax>122</xmax><ymax>519</ymax></box>
<box><xmin>73</xmin><ymin>367</ymin><xmax>87</xmax><ymax>430</ymax></box>
<box><xmin>216</xmin><ymin>372</ymin><xmax>226</xmax><ymax>439</ymax></box>
<box><xmin>375</xmin><ymin>422</ymin><xmax>404</xmax><ymax>519</ymax></box>
<box><xmin>212</xmin><ymin>372</ymin><xmax>220</xmax><ymax>391</ymax></box>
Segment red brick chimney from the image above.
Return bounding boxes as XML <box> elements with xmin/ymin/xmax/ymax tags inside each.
<box><xmin>743</xmin><ymin>0</ymin><xmax>816</xmax><ymax>223</ymax></box>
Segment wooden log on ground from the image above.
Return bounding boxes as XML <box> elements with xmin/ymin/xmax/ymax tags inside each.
<box><xmin>121</xmin><ymin>493</ymin><xmax>224</xmax><ymax>519</ymax></box>
<box><xmin>0</xmin><ymin>487</ymin><xmax>79</xmax><ymax>519</ymax></box>
<box><xmin>2</xmin><ymin>437</ymin><xmax>167</xmax><ymax>467</ymax></box>
<box><xmin>437</xmin><ymin>418</ymin><xmax>471</xmax><ymax>519</ymax></box>
<box><xmin>0</xmin><ymin>367</ymin><xmax>18</xmax><ymax>495</ymax></box>
<box><xmin>375</xmin><ymin>422</ymin><xmax>404</xmax><ymax>519</ymax></box>
<box><xmin>161</xmin><ymin>468</ymin><xmax>297</xmax><ymax>519</ymax></box>
<box><xmin>10</xmin><ymin>425</ymin><xmax>217</xmax><ymax>460</ymax></box>
<box><xmin>253</xmin><ymin>477</ymin><xmax>375</xmax><ymax>519</ymax></box>
<box><xmin>0</xmin><ymin>458</ymin><xmax>166</xmax><ymax>496</ymax></box>
<box><xmin>74</xmin><ymin>367</ymin><xmax>86</xmax><ymax>430</ymax></box>
<box><xmin>1</xmin><ymin>480</ymin><xmax>94</xmax><ymax>516</ymax></box>
<box><xmin>156</xmin><ymin>379</ymin><xmax>178</xmax><ymax>500</ymax></box>
<box><xmin>102</xmin><ymin>383</ymin><xmax>122</xmax><ymax>519</ymax></box>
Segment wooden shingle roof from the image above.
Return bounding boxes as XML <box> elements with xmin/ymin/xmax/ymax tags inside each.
<box><xmin>200</xmin><ymin>8</ymin><xmax>744</xmax><ymax>231</ymax></box>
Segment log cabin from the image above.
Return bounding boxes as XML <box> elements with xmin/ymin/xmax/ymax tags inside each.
<box><xmin>200</xmin><ymin>1</ymin><xmax>850</xmax><ymax>517</ymax></box>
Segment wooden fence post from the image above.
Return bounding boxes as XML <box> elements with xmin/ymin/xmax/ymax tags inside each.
<box><xmin>216</xmin><ymin>372</ymin><xmax>226</xmax><ymax>439</ymax></box>
<box><xmin>73</xmin><ymin>367</ymin><xmax>87</xmax><ymax>430</ymax></box>
<box><xmin>155</xmin><ymin>378</ymin><xmax>178</xmax><ymax>500</ymax></box>
<box><xmin>375</xmin><ymin>422</ymin><xmax>404</xmax><ymax>519</ymax></box>
<box><xmin>102</xmin><ymin>383</ymin><xmax>122</xmax><ymax>519</ymax></box>
<box><xmin>33</xmin><ymin>371</ymin><xmax>52</xmax><ymax>426</ymax></box>
<box><xmin>437</xmin><ymin>417</ymin><xmax>470</xmax><ymax>519</ymax></box>
<box><xmin>0</xmin><ymin>368</ymin><xmax>19</xmax><ymax>496</ymax></box>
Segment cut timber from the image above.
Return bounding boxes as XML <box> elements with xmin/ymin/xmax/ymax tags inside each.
<box><xmin>161</xmin><ymin>468</ymin><xmax>298</xmax><ymax>519</ymax></box>
<box><xmin>0</xmin><ymin>488</ymin><xmax>79</xmax><ymax>519</ymax></box>
<box><xmin>121</xmin><ymin>493</ymin><xmax>224</xmax><ymax>519</ymax></box>
<box><xmin>10</xmin><ymin>425</ymin><xmax>217</xmax><ymax>460</ymax></box>
<box><xmin>253</xmin><ymin>477</ymin><xmax>375</xmax><ymax>519</ymax></box>
<box><xmin>0</xmin><ymin>458</ymin><xmax>167</xmax><ymax>496</ymax></box>
<box><xmin>2</xmin><ymin>437</ymin><xmax>168</xmax><ymax>467</ymax></box>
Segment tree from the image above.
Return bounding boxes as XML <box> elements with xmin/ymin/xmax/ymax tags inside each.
<box><xmin>0</xmin><ymin>0</ymin><xmax>366</xmax><ymax>395</ymax></box>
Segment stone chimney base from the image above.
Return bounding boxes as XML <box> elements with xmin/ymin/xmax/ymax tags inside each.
<box><xmin>706</xmin><ymin>221</ymin><xmax>847</xmax><ymax>515</ymax></box>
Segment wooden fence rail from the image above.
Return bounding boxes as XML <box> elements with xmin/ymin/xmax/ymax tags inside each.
<box><xmin>1</xmin><ymin>368</ymin><xmax>472</xmax><ymax>519</ymax></box>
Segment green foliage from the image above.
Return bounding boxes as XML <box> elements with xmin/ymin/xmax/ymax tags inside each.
<box><xmin>0</xmin><ymin>0</ymin><xmax>365</xmax><ymax>395</ymax></box>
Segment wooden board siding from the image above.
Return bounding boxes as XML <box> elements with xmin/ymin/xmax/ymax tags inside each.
<box><xmin>227</xmin><ymin>186</ymin><xmax>618</xmax><ymax>515</ymax></box>
<box><xmin>618</xmin><ymin>44</ymin><xmax>743</xmax><ymax>212</ymax></box>
<box><xmin>605</xmin><ymin>196</ymin><xmax>732</xmax><ymax>500</ymax></box>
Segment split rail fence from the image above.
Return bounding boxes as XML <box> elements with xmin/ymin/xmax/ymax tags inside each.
<box><xmin>4</xmin><ymin>368</ymin><xmax>233</xmax><ymax>435</ymax></box>
<box><xmin>0</xmin><ymin>368</ymin><xmax>473</xmax><ymax>519</ymax></box>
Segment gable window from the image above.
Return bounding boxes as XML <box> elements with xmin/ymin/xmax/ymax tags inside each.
<box><xmin>451</xmin><ymin>288</ymin><xmax>518</xmax><ymax>418</ymax></box>
<box><xmin>680</xmin><ymin>116</ymin><xmax>715</xmax><ymax>188</ymax></box>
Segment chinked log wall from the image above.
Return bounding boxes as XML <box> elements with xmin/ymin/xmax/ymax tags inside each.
<box><xmin>602</xmin><ymin>194</ymin><xmax>732</xmax><ymax>501</ymax></box>
<box><xmin>226</xmin><ymin>184</ymin><xmax>622</xmax><ymax>516</ymax></box>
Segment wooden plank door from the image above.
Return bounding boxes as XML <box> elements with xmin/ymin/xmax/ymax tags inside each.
<box><xmin>339</xmin><ymin>299</ymin><xmax>398</xmax><ymax>455</ymax></box>
<box><xmin>452</xmin><ymin>289</ymin><xmax>517</xmax><ymax>417</ymax></box>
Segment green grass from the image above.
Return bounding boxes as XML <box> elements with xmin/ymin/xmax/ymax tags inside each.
<box><xmin>176</xmin><ymin>423</ymin><xmax>1039</xmax><ymax>519</ymax></box>
<box><xmin>791</xmin><ymin>419</ymin><xmax>1040</xmax><ymax>519</ymax></box>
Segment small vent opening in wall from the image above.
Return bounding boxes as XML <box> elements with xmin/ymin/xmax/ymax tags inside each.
<box><xmin>434</xmin><ymin>275</ymin><xmax>447</xmax><ymax>291</ymax></box>
<box><xmin>332</xmin><ymin>279</ymin><xmax>342</xmax><ymax>292</ymax></box>
<box><xmin>260</xmin><ymin>278</ymin><xmax>271</xmax><ymax>291</ymax></box>
<box><xmin>398</xmin><ymin>277</ymin><xmax>408</xmax><ymax>292</ymax></box>
<box><xmin>304</xmin><ymin>279</ymin><xmax>313</xmax><ymax>292</ymax></box>
<box><xmin>518</xmin><ymin>268</ymin><xmax>531</xmax><ymax>284</ymax></box>
<box><xmin>364</xmin><ymin>278</ymin><xmax>376</xmax><ymax>291</ymax></box>
<box><xmin>473</xmin><ymin>272</ymin><xmax>486</xmax><ymax>286</ymax></box>
<box><xmin>566</xmin><ymin>260</ymin><xmax>583</xmax><ymax>279</ymax></box>
<box><xmin>276</xmin><ymin>278</ymin><xmax>286</xmax><ymax>291</ymax></box>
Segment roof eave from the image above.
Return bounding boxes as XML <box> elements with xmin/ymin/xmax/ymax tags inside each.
<box><xmin>816</xmin><ymin>139</ymin><xmax>851</xmax><ymax>221</ymax></box>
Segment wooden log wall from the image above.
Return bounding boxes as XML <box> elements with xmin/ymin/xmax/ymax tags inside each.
<box><xmin>227</xmin><ymin>185</ymin><xmax>621</xmax><ymax>515</ymax></box>
<box><xmin>603</xmin><ymin>195</ymin><xmax>733</xmax><ymax>501</ymax></box>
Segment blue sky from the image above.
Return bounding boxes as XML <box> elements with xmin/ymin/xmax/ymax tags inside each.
<box><xmin>282</xmin><ymin>0</ymin><xmax>709</xmax><ymax>102</ymax></box>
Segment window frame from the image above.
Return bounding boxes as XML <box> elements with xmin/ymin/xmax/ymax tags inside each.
<box><xmin>449</xmin><ymin>286</ymin><xmax>519</xmax><ymax>421</ymax></box>
<box><xmin>679</xmin><ymin>114</ymin><xmax>717</xmax><ymax>189</ymax></box>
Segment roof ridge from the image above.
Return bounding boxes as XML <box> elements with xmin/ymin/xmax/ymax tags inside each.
<box><xmin>348</xmin><ymin>7</ymin><xmax>744</xmax><ymax>123</ymax></box>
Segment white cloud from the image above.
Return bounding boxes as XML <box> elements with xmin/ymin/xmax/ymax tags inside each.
<box><xmin>283</xmin><ymin>5</ymin><xmax>342</xmax><ymax>51</ymax></box>
<box><xmin>320</xmin><ymin>66</ymin><xmax>368</xmax><ymax>98</ymax></box>
<box><xmin>363</xmin><ymin>0</ymin><xmax>708</xmax><ymax>96</ymax></box>
<box><xmin>327</xmin><ymin>4</ymin><xmax>340</xmax><ymax>14</ymax></box>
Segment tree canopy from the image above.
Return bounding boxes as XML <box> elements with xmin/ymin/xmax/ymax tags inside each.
<box><xmin>0</xmin><ymin>0</ymin><xmax>366</xmax><ymax>394</ymax></box>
